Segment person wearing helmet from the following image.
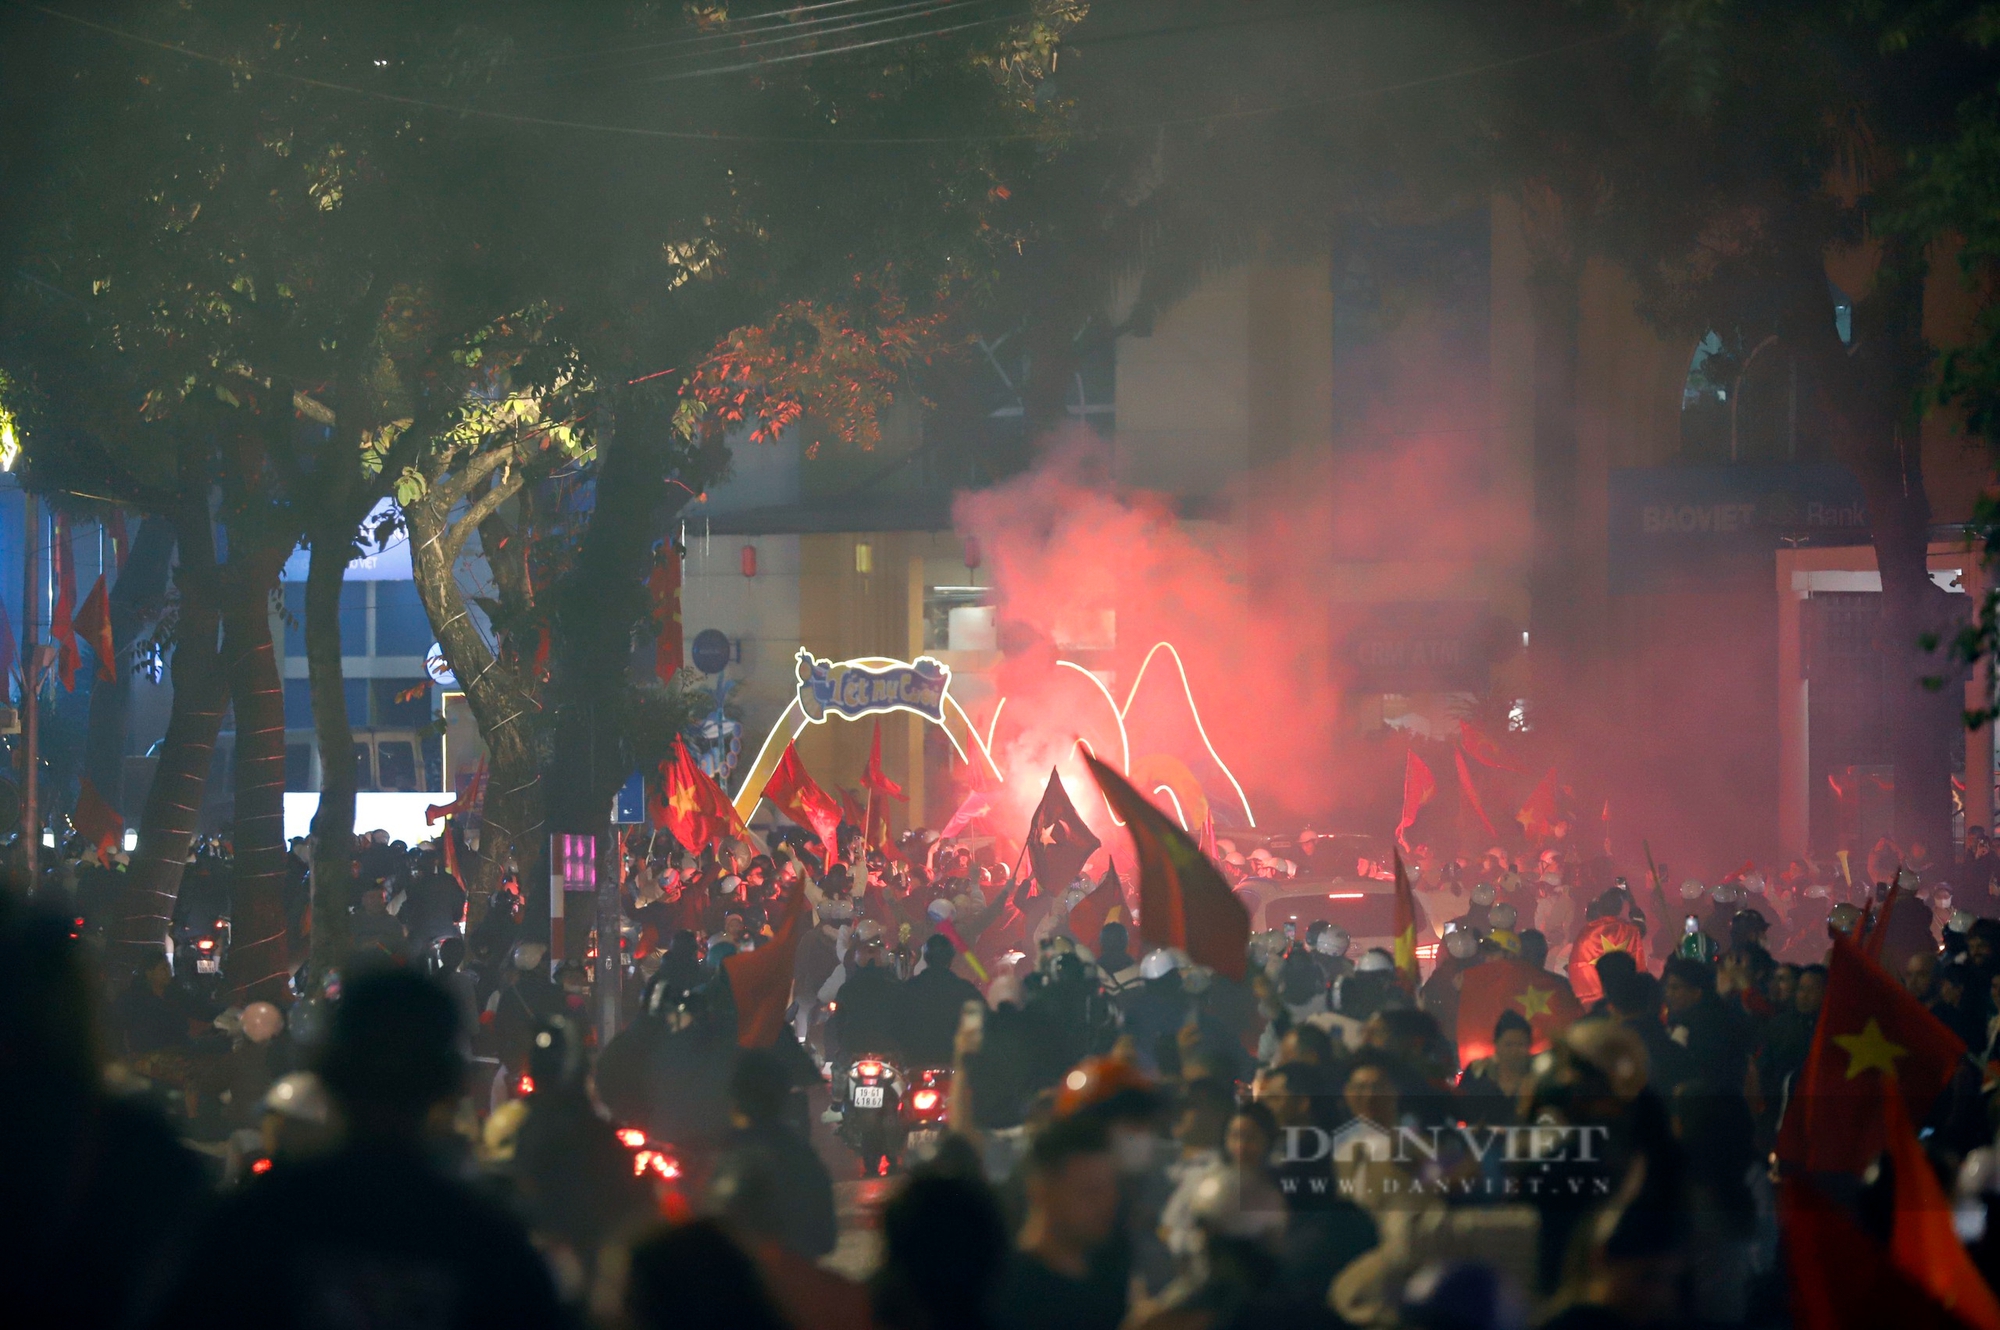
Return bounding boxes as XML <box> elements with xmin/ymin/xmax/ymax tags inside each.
<box><xmin>829</xmin><ymin>933</ymin><xmax>903</xmax><ymax>1068</ymax></box>
<box><xmin>148</xmin><ymin>971</ymin><xmax>564</xmax><ymax>1330</ymax></box>
<box><xmin>511</xmin><ymin>1016</ymin><xmax>653</xmax><ymax>1278</ymax></box>
<box><xmin>1305</xmin><ymin>921</ymin><xmax>1354</xmax><ymax>986</ymax></box>
<box><xmin>1094</xmin><ymin>921</ymin><xmax>1142</xmax><ymax>1001</ymax></box>
<box><xmin>899</xmin><ymin>932</ymin><xmax>985</xmax><ymax>1067</ymax></box>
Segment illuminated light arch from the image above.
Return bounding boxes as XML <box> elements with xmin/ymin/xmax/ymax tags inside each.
<box><xmin>731</xmin><ymin>641</ymin><xmax>1254</xmax><ymax>834</ymax></box>
<box><xmin>1127</xmin><ymin>752</ymin><xmax>1212</xmax><ymax>834</ymax></box>
<box><xmin>1122</xmin><ymin>641</ymin><xmax>1256</xmax><ymax>828</ymax></box>
<box><xmin>733</xmin><ymin>656</ymin><xmax>1002</xmax><ymax>823</ymax></box>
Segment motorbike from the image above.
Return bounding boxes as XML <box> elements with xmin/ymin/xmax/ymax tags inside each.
<box><xmin>899</xmin><ymin>1066</ymin><xmax>952</xmax><ymax>1165</ymax></box>
<box><xmin>836</xmin><ymin>1053</ymin><xmax>905</xmax><ymax>1176</ymax></box>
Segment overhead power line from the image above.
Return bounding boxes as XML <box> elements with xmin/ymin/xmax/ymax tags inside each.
<box><xmin>26</xmin><ymin>3</ymin><xmax>1620</xmax><ymax>149</ymax></box>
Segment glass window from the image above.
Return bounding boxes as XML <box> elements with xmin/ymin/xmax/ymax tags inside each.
<box><xmin>375</xmin><ymin>580</ymin><xmax>432</xmax><ymax>656</ymax></box>
<box><xmin>351</xmin><ymin>742</ymin><xmax>373</xmax><ymax>792</ymax></box>
<box><xmin>373</xmin><ymin>678</ymin><xmax>430</xmax><ymax>728</ymax></box>
<box><xmin>282</xmin><ymin>583</ymin><xmax>307</xmax><ymax>655</ymax></box>
<box><xmin>376</xmin><ymin>740</ymin><xmax>417</xmax><ymax>792</ymax></box>
<box><xmin>283</xmin><ymin>679</ymin><xmax>314</xmax><ymax>730</ymax></box>
<box><xmin>339</xmin><ymin>582</ymin><xmax>368</xmax><ymax>654</ymax></box>
<box><xmin>346</xmin><ymin>677</ymin><xmax>370</xmax><ymax>728</ymax></box>
<box><xmin>285</xmin><ymin>743</ymin><xmax>313</xmax><ymax>792</ymax></box>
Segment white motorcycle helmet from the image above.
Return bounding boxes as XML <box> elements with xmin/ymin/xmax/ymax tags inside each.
<box><xmin>1680</xmin><ymin>880</ymin><xmax>1705</xmax><ymax>902</ymax></box>
<box><xmin>1315</xmin><ymin>925</ymin><xmax>1351</xmax><ymax>959</ymax></box>
<box><xmin>1139</xmin><ymin>948</ymin><xmax>1187</xmax><ymax>981</ymax></box>
<box><xmin>1355</xmin><ymin>948</ymin><xmax>1396</xmax><ymax>975</ymax></box>
<box><xmin>1444</xmin><ymin>926</ymin><xmax>1480</xmax><ymax>961</ymax></box>
<box><xmin>1471</xmin><ymin>883</ymin><xmax>1497</xmax><ymax>907</ymax></box>
<box><xmin>1488</xmin><ymin>902</ymin><xmax>1518</xmax><ymax>932</ymax></box>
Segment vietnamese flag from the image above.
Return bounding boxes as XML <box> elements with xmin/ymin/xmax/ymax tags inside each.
<box><xmin>653</xmin><ymin>736</ymin><xmax>747</xmax><ymax>853</ymax></box>
<box><xmin>1395</xmin><ymin>749</ymin><xmax>1435</xmax><ymax>852</ymax></box>
<box><xmin>1780</xmin><ymin>1177</ymin><xmax>1968</xmax><ymax>1330</ymax></box>
<box><xmin>1454</xmin><ymin>748</ymin><xmax>1499</xmax><ymax>839</ymax></box>
<box><xmin>74</xmin><ymin>574</ymin><xmax>116</xmax><ymax>682</ymax></box>
<box><xmin>860</xmin><ymin>719</ymin><xmax>905</xmax><ymax>857</ymax></box>
<box><xmin>1085</xmin><ymin>753</ymin><xmax>1248</xmax><ymax>981</ymax></box>
<box><xmin>1565</xmin><ymin>913</ymin><xmax>1647</xmax><ymax>1006</ymax></box>
<box><xmin>1392</xmin><ymin>848</ymin><xmax>1420</xmax><ymax>990</ymax></box>
<box><xmin>765</xmin><ymin>741</ymin><xmax>843</xmax><ymax>862</ymax></box>
<box><xmin>49</xmin><ymin>512</ymin><xmax>79</xmax><ymax>691</ymax></box>
<box><xmin>1458</xmin><ymin>720</ymin><xmax>1520</xmax><ymax>771</ymax></box>
<box><xmin>1065</xmin><ymin>863</ymin><xmax>1125</xmax><ymax>951</ymax></box>
<box><xmin>72</xmin><ymin>777</ymin><xmax>123</xmax><ymax>859</ymax></box>
<box><xmin>1883</xmin><ymin>1079</ymin><xmax>2000</xmax><ymax>1329</ymax></box>
<box><xmin>1516</xmin><ymin>766</ymin><xmax>1559</xmax><ymax>841</ymax></box>
<box><xmin>1020</xmin><ymin>767</ymin><xmax>1101</xmax><ymax>907</ymax></box>
<box><xmin>1777</xmin><ymin>934</ymin><xmax>1967</xmax><ymax>1175</ymax></box>
<box><xmin>722</xmin><ymin>870</ymin><xmax>808</xmax><ymax>1047</ymax></box>
<box><xmin>647</xmin><ymin>546</ymin><xmax>684</xmax><ymax>683</ymax></box>
<box><xmin>1455</xmin><ymin>957</ymin><xmax>1583</xmax><ymax>1065</ymax></box>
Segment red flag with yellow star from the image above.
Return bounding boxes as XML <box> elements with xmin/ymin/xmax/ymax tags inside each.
<box><xmin>1392</xmin><ymin>847</ymin><xmax>1420</xmax><ymax>990</ymax></box>
<box><xmin>1454</xmin><ymin>957</ymin><xmax>1584</xmax><ymax>1066</ymax></box>
<box><xmin>652</xmin><ymin>736</ymin><xmax>746</xmax><ymax>853</ymax></box>
<box><xmin>1776</xmin><ymin>934</ymin><xmax>1966</xmax><ymax>1174</ymax></box>
<box><xmin>1565</xmin><ymin>913</ymin><xmax>1646</xmax><ymax>1006</ymax></box>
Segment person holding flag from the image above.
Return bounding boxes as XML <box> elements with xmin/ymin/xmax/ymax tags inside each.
<box><xmin>653</xmin><ymin>735</ymin><xmax>748</xmax><ymax>854</ymax></box>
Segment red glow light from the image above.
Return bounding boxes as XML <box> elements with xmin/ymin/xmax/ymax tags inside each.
<box><xmin>196</xmin><ymin>938</ymin><xmax>215</xmax><ymax>951</ymax></box>
<box><xmin>516</xmin><ymin>1074</ymin><xmax>536</xmax><ymax>1096</ymax></box>
<box><xmin>911</xmin><ymin>1089</ymin><xmax>940</xmax><ymax>1112</ymax></box>
<box><xmin>617</xmin><ymin>1127</ymin><xmax>647</xmax><ymax>1148</ymax></box>
<box><xmin>856</xmin><ymin>1060</ymin><xmax>883</xmax><ymax>1079</ymax></box>
<box><xmin>251</xmin><ymin>1158</ymin><xmax>273</xmax><ymax>1175</ymax></box>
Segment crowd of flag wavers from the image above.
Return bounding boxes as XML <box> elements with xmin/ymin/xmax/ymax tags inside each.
<box><xmin>20</xmin><ymin>733</ymin><xmax>2000</xmax><ymax>1330</ymax></box>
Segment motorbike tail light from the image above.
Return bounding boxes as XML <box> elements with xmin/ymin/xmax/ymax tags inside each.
<box><xmin>250</xmin><ymin>1157</ymin><xmax>274</xmax><ymax>1175</ymax></box>
<box><xmin>856</xmin><ymin>1060</ymin><xmax>883</xmax><ymax>1079</ymax></box>
<box><xmin>911</xmin><ymin>1089</ymin><xmax>939</xmax><ymax>1112</ymax></box>
<box><xmin>634</xmin><ymin>1149</ymin><xmax>681</xmax><ymax>1181</ymax></box>
<box><xmin>617</xmin><ymin>1127</ymin><xmax>647</xmax><ymax>1148</ymax></box>
<box><xmin>196</xmin><ymin>938</ymin><xmax>215</xmax><ymax>951</ymax></box>
<box><xmin>516</xmin><ymin>1074</ymin><xmax>536</xmax><ymax>1096</ymax></box>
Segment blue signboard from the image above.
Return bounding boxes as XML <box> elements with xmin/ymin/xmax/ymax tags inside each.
<box><xmin>1607</xmin><ymin>464</ymin><xmax>1869</xmax><ymax>593</ymax></box>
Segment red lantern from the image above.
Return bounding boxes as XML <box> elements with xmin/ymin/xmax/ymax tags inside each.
<box><xmin>962</xmin><ymin>536</ymin><xmax>981</xmax><ymax>571</ymax></box>
<box><xmin>740</xmin><ymin>544</ymin><xmax>757</xmax><ymax>578</ymax></box>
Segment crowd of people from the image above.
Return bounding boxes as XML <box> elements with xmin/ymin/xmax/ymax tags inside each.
<box><xmin>18</xmin><ymin>810</ymin><xmax>2000</xmax><ymax>1330</ymax></box>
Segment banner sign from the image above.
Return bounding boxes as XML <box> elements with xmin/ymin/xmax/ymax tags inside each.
<box><xmin>1608</xmin><ymin>464</ymin><xmax>1869</xmax><ymax>593</ymax></box>
<box><xmin>1343</xmin><ymin>601</ymin><xmax>1496</xmax><ymax>693</ymax></box>
<box><xmin>795</xmin><ymin>650</ymin><xmax>951</xmax><ymax>723</ymax></box>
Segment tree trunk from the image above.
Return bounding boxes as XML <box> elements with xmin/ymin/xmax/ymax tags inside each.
<box><xmin>304</xmin><ymin>524</ymin><xmax>358</xmax><ymax>983</ymax></box>
<box><xmin>405</xmin><ymin>482</ymin><xmax>548</xmax><ymax>939</ymax></box>
<box><xmin>109</xmin><ymin>503</ymin><xmax>227</xmax><ymax>978</ymax></box>
<box><xmin>1800</xmin><ymin>249</ymin><xmax>1962</xmax><ymax>863</ymax></box>
<box><xmin>547</xmin><ymin>401</ymin><xmax>670</xmax><ymax>832</ymax></box>
<box><xmin>221</xmin><ymin>548</ymin><xmax>293</xmax><ymax>1003</ymax></box>
<box><xmin>81</xmin><ymin>516</ymin><xmax>175</xmax><ymax>815</ymax></box>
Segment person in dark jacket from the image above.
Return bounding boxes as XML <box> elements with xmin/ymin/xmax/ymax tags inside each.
<box><xmin>723</xmin><ymin>1049</ymin><xmax>837</xmax><ymax>1259</ymax></box>
<box><xmin>831</xmin><ymin>937</ymin><xmax>903</xmax><ymax>1064</ymax></box>
<box><xmin>899</xmin><ymin>933</ymin><xmax>985</xmax><ymax>1067</ymax></box>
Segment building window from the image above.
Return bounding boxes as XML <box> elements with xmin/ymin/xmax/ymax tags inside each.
<box><xmin>372</xmin><ymin>678</ymin><xmax>431</xmax><ymax>728</ymax></box>
<box><xmin>375</xmin><ymin>580</ymin><xmax>431</xmax><ymax>655</ymax></box>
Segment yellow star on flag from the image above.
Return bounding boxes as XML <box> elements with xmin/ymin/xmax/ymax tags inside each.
<box><xmin>1832</xmin><ymin>1018</ymin><xmax>1908</xmax><ymax>1080</ymax></box>
<box><xmin>1515</xmin><ymin>986</ymin><xmax>1555</xmax><ymax>1019</ymax></box>
<box><xmin>1596</xmin><ymin>936</ymin><xmax>1628</xmax><ymax>955</ymax></box>
<box><xmin>669</xmin><ymin>784</ymin><xmax>700</xmax><ymax>818</ymax></box>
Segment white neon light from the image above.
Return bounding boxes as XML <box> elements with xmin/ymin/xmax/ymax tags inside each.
<box><xmin>1122</xmin><ymin>642</ymin><xmax>1256</xmax><ymax>828</ymax></box>
<box><xmin>735</xmin><ymin>697</ymin><xmax>806</xmax><ymax>807</ymax></box>
<box><xmin>983</xmin><ymin>696</ymin><xmax>1006</xmax><ymax>755</ymax></box>
<box><xmin>1326</xmin><ymin>892</ymin><xmax>1364</xmax><ymax>900</ymax></box>
<box><xmin>1056</xmin><ymin>659</ymin><xmax>1131</xmax><ymax>772</ymax></box>
<box><xmin>1152</xmin><ymin>783</ymin><xmax>1189</xmax><ymax>831</ymax></box>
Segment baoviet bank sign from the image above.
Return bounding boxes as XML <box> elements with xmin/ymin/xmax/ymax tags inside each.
<box><xmin>1609</xmin><ymin>463</ymin><xmax>1869</xmax><ymax>593</ymax></box>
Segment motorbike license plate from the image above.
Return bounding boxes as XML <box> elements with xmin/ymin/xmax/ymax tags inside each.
<box><xmin>196</xmin><ymin>957</ymin><xmax>221</xmax><ymax>974</ymax></box>
<box><xmin>851</xmin><ymin>1085</ymin><xmax>884</xmax><ymax>1108</ymax></box>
